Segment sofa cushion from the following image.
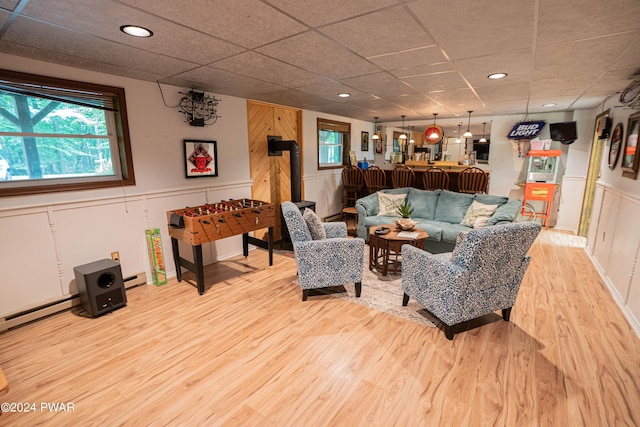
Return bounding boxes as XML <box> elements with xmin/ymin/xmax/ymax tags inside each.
<box><xmin>377</xmin><ymin>192</ymin><xmax>406</xmax><ymax>216</ymax></box>
<box><xmin>434</xmin><ymin>190</ymin><xmax>475</xmax><ymax>224</ymax></box>
<box><xmin>303</xmin><ymin>208</ymin><xmax>326</xmax><ymax>240</ymax></box>
<box><xmin>475</xmin><ymin>194</ymin><xmax>508</xmax><ymax>206</ymax></box>
<box><xmin>460</xmin><ymin>200</ymin><xmax>499</xmax><ymax>228</ymax></box>
<box><xmin>487</xmin><ymin>199</ymin><xmax>521</xmax><ymax>225</ymax></box>
<box><xmin>413</xmin><ymin>219</ymin><xmax>444</xmax><ymax>242</ymax></box>
<box><xmin>441</xmin><ymin>223</ymin><xmax>473</xmax><ymax>243</ymax></box>
<box><xmin>407</xmin><ymin>188</ymin><xmax>441</xmax><ymax>220</ymax></box>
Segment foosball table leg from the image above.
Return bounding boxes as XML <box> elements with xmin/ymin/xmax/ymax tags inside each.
<box><xmin>268</xmin><ymin>227</ymin><xmax>273</xmax><ymax>266</ymax></box>
<box><xmin>192</xmin><ymin>245</ymin><xmax>205</xmax><ymax>295</ymax></box>
<box><xmin>171</xmin><ymin>237</ymin><xmax>182</xmax><ymax>282</ymax></box>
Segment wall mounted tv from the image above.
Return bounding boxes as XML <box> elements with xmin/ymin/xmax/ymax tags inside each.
<box><xmin>549</xmin><ymin>121</ymin><xmax>577</xmax><ymax>145</ymax></box>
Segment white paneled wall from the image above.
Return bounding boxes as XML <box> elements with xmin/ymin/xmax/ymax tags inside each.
<box><xmin>586</xmin><ymin>183</ymin><xmax>640</xmax><ymax>336</ymax></box>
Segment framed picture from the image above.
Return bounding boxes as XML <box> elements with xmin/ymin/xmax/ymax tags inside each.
<box><xmin>361</xmin><ymin>131</ymin><xmax>369</xmax><ymax>151</ymax></box>
<box><xmin>608</xmin><ymin>122</ymin><xmax>623</xmax><ymax>170</ymax></box>
<box><xmin>184</xmin><ymin>139</ymin><xmax>218</xmax><ymax>178</ymax></box>
<box><xmin>622</xmin><ymin>112</ymin><xmax>640</xmax><ymax>179</ymax></box>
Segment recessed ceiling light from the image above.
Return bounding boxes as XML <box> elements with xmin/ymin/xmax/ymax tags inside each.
<box><xmin>543</xmin><ymin>103</ymin><xmax>557</xmax><ymax>107</ymax></box>
<box><xmin>337</xmin><ymin>93</ymin><xmax>351</xmax><ymax>98</ymax></box>
<box><xmin>120</xmin><ymin>25</ymin><xmax>153</xmax><ymax>38</ymax></box>
<box><xmin>487</xmin><ymin>73</ymin><xmax>508</xmax><ymax>80</ymax></box>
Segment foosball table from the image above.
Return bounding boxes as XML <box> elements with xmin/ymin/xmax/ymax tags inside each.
<box><xmin>166</xmin><ymin>198</ymin><xmax>275</xmax><ymax>295</ymax></box>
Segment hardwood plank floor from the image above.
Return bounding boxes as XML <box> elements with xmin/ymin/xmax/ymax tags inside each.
<box><xmin>0</xmin><ymin>229</ymin><xmax>639</xmax><ymax>426</ymax></box>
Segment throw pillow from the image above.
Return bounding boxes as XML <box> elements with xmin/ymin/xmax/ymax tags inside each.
<box><xmin>303</xmin><ymin>208</ymin><xmax>326</xmax><ymax>240</ymax></box>
<box><xmin>377</xmin><ymin>192</ymin><xmax>407</xmax><ymax>216</ymax></box>
<box><xmin>460</xmin><ymin>200</ymin><xmax>498</xmax><ymax>228</ymax></box>
<box><xmin>460</xmin><ymin>200</ymin><xmax>499</xmax><ymax>228</ymax></box>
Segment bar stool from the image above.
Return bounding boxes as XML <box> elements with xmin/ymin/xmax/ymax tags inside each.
<box><xmin>458</xmin><ymin>167</ymin><xmax>489</xmax><ymax>194</ymax></box>
<box><xmin>391</xmin><ymin>166</ymin><xmax>416</xmax><ymax>188</ymax></box>
<box><xmin>341</xmin><ymin>166</ymin><xmax>364</xmax><ymax>235</ymax></box>
<box><xmin>363</xmin><ymin>165</ymin><xmax>387</xmax><ymax>195</ymax></box>
<box><xmin>423</xmin><ymin>167</ymin><xmax>450</xmax><ymax>191</ymax></box>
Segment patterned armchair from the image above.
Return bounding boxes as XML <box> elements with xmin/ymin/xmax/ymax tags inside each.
<box><xmin>401</xmin><ymin>222</ymin><xmax>541</xmax><ymax>339</ymax></box>
<box><xmin>281</xmin><ymin>201</ymin><xmax>365</xmax><ymax>301</ymax></box>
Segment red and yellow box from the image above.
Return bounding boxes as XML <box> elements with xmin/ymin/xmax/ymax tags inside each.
<box><xmin>145</xmin><ymin>228</ymin><xmax>167</xmax><ymax>286</ymax></box>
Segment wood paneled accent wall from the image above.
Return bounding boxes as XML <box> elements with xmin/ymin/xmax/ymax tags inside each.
<box><xmin>247</xmin><ymin>101</ymin><xmax>302</xmax><ymax>241</ymax></box>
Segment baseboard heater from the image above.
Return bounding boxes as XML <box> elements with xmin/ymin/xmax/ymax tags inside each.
<box><xmin>0</xmin><ymin>272</ymin><xmax>147</xmax><ymax>333</ymax></box>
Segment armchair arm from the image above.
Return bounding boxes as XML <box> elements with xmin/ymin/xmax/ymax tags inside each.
<box><xmin>294</xmin><ymin>237</ymin><xmax>365</xmax><ymax>290</ymax></box>
<box><xmin>401</xmin><ymin>245</ymin><xmax>468</xmax><ymax>324</ymax></box>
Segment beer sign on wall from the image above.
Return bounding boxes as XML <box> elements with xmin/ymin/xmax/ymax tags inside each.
<box><xmin>507</xmin><ymin>121</ymin><xmax>546</xmax><ymax>139</ymax></box>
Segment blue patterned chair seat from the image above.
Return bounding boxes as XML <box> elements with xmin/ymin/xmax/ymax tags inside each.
<box><xmin>281</xmin><ymin>201</ymin><xmax>365</xmax><ymax>301</ymax></box>
<box><xmin>401</xmin><ymin>222</ymin><xmax>541</xmax><ymax>339</ymax></box>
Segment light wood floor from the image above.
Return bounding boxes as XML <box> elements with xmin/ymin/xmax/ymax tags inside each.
<box><xmin>1</xmin><ymin>229</ymin><xmax>639</xmax><ymax>426</ymax></box>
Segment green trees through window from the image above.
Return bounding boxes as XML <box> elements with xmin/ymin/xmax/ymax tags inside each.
<box><xmin>0</xmin><ymin>69</ymin><xmax>134</xmax><ymax>196</ymax></box>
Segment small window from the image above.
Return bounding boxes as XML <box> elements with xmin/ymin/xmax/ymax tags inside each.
<box><xmin>317</xmin><ymin>118</ymin><xmax>350</xmax><ymax>170</ymax></box>
<box><xmin>472</xmin><ymin>140</ymin><xmax>490</xmax><ymax>164</ymax></box>
<box><xmin>0</xmin><ymin>69</ymin><xmax>135</xmax><ymax>197</ymax></box>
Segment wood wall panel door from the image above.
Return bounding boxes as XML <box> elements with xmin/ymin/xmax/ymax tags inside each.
<box><xmin>247</xmin><ymin>101</ymin><xmax>301</xmax><ymax>241</ymax></box>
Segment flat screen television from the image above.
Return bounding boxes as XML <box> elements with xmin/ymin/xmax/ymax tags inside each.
<box><xmin>549</xmin><ymin>121</ymin><xmax>578</xmax><ymax>144</ymax></box>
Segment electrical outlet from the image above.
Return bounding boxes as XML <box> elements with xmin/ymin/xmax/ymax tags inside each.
<box><xmin>111</xmin><ymin>251</ymin><xmax>120</xmax><ymax>263</ymax></box>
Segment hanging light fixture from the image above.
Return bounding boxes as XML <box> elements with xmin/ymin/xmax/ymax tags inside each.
<box><xmin>409</xmin><ymin>125</ymin><xmax>415</xmax><ymax>144</ymax></box>
<box><xmin>479</xmin><ymin>122</ymin><xmax>487</xmax><ymax>143</ymax></box>
<box><xmin>372</xmin><ymin>117</ymin><xmax>380</xmax><ymax>141</ymax></box>
<box><xmin>429</xmin><ymin>113</ymin><xmax>439</xmax><ymax>139</ymax></box>
<box><xmin>455</xmin><ymin>122</ymin><xmax>463</xmax><ymax>143</ymax></box>
<box><xmin>399</xmin><ymin>115</ymin><xmax>408</xmax><ymax>141</ymax></box>
<box><xmin>463</xmin><ymin>110</ymin><xmax>473</xmax><ymax>138</ymax></box>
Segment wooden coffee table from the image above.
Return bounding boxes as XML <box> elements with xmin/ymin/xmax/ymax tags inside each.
<box><xmin>369</xmin><ymin>224</ymin><xmax>428</xmax><ymax>276</ymax></box>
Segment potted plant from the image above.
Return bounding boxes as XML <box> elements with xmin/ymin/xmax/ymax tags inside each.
<box><xmin>395</xmin><ymin>201</ymin><xmax>417</xmax><ymax>230</ymax></box>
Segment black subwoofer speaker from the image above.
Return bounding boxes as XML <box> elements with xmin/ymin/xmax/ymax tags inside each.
<box><xmin>74</xmin><ymin>259</ymin><xmax>127</xmax><ymax>317</ymax></box>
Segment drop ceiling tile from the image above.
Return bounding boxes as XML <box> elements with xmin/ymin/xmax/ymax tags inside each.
<box><xmin>402</xmin><ymin>71</ymin><xmax>468</xmax><ymax>93</ymax></box>
<box><xmin>341</xmin><ymin>72</ymin><xmax>417</xmax><ymax>97</ymax></box>
<box><xmin>390</xmin><ymin>61</ymin><xmax>452</xmax><ymax>79</ymax></box>
<box><xmin>119</xmin><ymin>0</ymin><xmax>307</xmax><ymax>49</ymax></box>
<box><xmin>537</xmin><ymin>0</ymin><xmax>640</xmax><ymax>46</ymax></box>
<box><xmin>169</xmin><ymin>66</ymin><xmax>287</xmax><ymax>98</ymax></box>
<box><xmin>20</xmin><ymin>0</ymin><xmax>244</xmax><ymax>65</ymax></box>
<box><xmin>0</xmin><ymin>8</ymin><xmax>8</xmax><ymax>25</ymax></box>
<box><xmin>4</xmin><ymin>17</ymin><xmax>198</xmax><ymax>77</ymax></box>
<box><xmin>256</xmin><ymin>31</ymin><xmax>380</xmax><ymax>79</ymax></box>
<box><xmin>210</xmin><ymin>52</ymin><xmax>325</xmax><ymax>88</ymax></box>
<box><xmin>454</xmin><ymin>50</ymin><xmax>532</xmax><ymax>87</ymax></box>
<box><xmin>296</xmin><ymin>78</ymin><xmax>372</xmax><ymax>102</ymax></box>
<box><xmin>264</xmin><ymin>0</ymin><xmax>399</xmax><ymax>27</ymax></box>
<box><xmin>409</xmin><ymin>0</ymin><xmax>535</xmax><ymax>60</ymax></box>
<box><xmin>368</xmin><ymin>45</ymin><xmax>448</xmax><ymax>72</ymax></box>
<box><xmin>0</xmin><ymin>1</ymin><xmax>19</xmax><ymax>11</ymax></box>
<box><xmin>0</xmin><ymin>41</ymin><xmax>168</xmax><ymax>81</ymax></box>
<box><xmin>530</xmin><ymin>75</ymin><xmax>602</xmax><ymax>98</ymax></box>
<box><xmin>250</xmin><ymin>88</ymin><xmax>331</xmax><ymax>110</ymax></box>
<box><xmin>475</xmin><ymin>82</ymin><xmax>531</xmax><ymax>102</ymax></box>
<box><xmin>534</xmin><ymin>33</ymin><xmax>639</xmax><ymax>81</ymax></box>
<box><xmin>320</xmin><ymin>5</ymin><xmax>435</xmax><ymax>58</ymax></box>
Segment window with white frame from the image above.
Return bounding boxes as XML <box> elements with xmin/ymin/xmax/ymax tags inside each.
<box><xmin>317</xmin><ymin>118</ymin><xmax>350</xmax><ymax>170</ymax></box>
<box><xmin>0</xmin><ymin>69</ymin><xmax>135</xmax><ymax>196</ymax></box>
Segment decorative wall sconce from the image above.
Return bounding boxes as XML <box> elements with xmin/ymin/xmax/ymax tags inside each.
<box><xmin>178</xmin><ymin>90</ymin><xmax>221</xmax><ymax>127</ymax></box>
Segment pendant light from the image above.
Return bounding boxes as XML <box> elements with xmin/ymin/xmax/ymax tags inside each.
<box><xmin>455</xmin><ymin>122</ymin><xmax>463</xmax><ymax>143</ymax></box>
<box><xmin>429</xmin><ymin>113</ymin><xmax>439</xmax><ymax>139</ymax></box>
<box><xmin>409</xmin><ymin>125</ymin><xmax>415</xmax><ymax>144</ymax></box>
<box><xmin>399</xmin><ymin>115</ymin><xmax>408</xmax><ymax>141</ymax></box>
<box><xmin>479</xmin><ymin>122</ymin><xmax>487</xmax><ymax>143</ymax></box>
<box><xmin>372</xmin><ymin>117</ymin><xmax>380</xmax><ymax>141</ymax></box>
<box><xmin>463</xmin><ymin>110</ymin><xmax>473</xmax><ymax>138</ymax></box>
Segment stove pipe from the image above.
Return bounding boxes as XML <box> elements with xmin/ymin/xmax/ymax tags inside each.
<box><xmin>267</xmin><ymin>136</ymin><xmax>301</xmax><ymax>203</ymax></box>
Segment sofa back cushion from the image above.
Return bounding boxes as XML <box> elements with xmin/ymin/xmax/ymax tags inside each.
<box><xmin>434</xmin><ymin>190</ymin><xmax>475</xmax><ymax>224</ymax></box>
<box><xmin>475</xmin><ymin>194</ymin><xmax>508</xmax><ymax>206</ymax></box>
<box><xmin>407</xmin><ymin>188</ymin><xmax>441</xmax><ymax>220</ymax></box>
<box><xmin>487</xmin><ymin>199</ymin><xmax>521</xmax><ymax>225</ymax></box>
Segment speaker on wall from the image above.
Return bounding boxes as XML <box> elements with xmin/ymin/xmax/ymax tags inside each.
<box><xmin>74</xmin><ymin>259</ymin><xmax>127</xmax><ymax>317</ymax></box>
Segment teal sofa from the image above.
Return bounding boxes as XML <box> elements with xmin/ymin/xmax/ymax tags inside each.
<box><xmin>355</xmin><ymin>188</ymin><xmax>521</xmax><ymax>253</ymax></box>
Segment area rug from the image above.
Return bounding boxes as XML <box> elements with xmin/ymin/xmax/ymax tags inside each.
<box><xmin>305</xmin><ymin>250</ymin><xmax>437</xmax><ymax>327</ymax></box>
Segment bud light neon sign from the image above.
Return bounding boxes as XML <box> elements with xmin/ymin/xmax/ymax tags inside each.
<box><xmin>507</xmin><ymin>121</ymin><xmax>546</xmax><ymax>139</ymax></box>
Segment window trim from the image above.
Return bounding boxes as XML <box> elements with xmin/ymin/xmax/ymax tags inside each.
<box><xmin>0</xmin><ymin>69</ymin><xmax>135</xmax><ymax>197</ymax></box>
<box><xmin>317</xmin><ymin>118</ymin><xmax>350</xmax><ymax>170</ymax></box>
